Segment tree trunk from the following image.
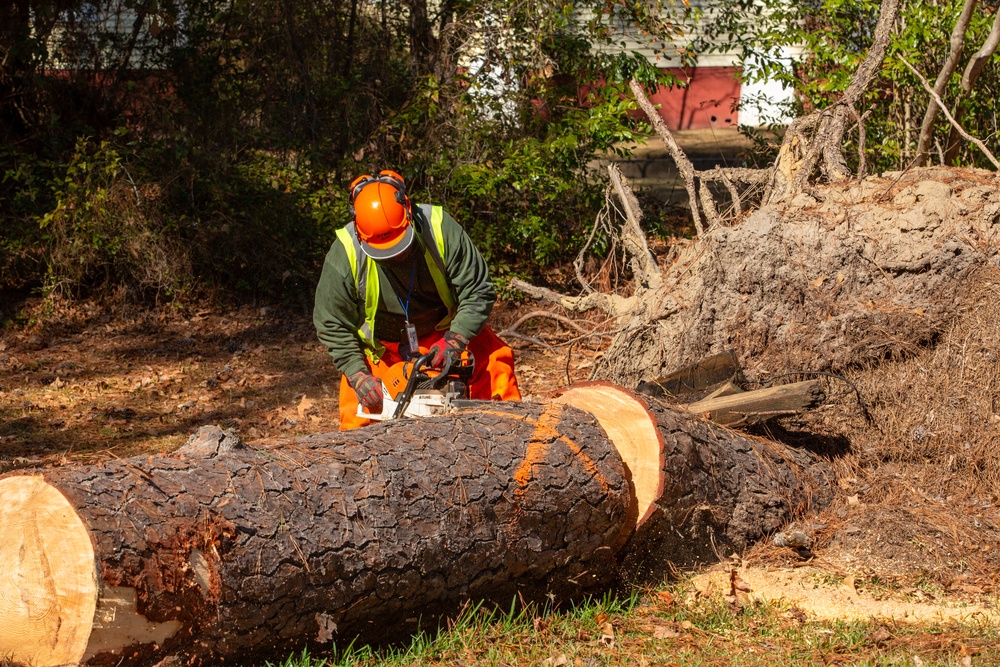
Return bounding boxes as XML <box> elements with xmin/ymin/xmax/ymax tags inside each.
<box><xmin>0</xmin><ymin>404</ymin><xmax>631</xmax><ymax>666</ymax></box>
<box><xmin>913</xmin><ymin>0</ymin><xmax>979</xmax><ymax>167</ymax></box>
<box><xmin>405</xmin><ymin>0</ymin><xmax>436</xmax><ymax>76</ymax></box>
<box><xmin>945</xmin><ymin>7</ymin><xmax>1000</xmax><ymax>163</ymax></box>
<box><xmin>766</xmin><ymin>0</ymin><xmax>903</xmax><ymax>202</ymax></box>
<box><xmin>554</xmin><ymin>384</ymin><xmax>835</xmax><ymax>580</ymax></box>
<box><xmin>0</xmin><ymin>393</ymin><xmax>833</xmax><ymax>666</ymax></box>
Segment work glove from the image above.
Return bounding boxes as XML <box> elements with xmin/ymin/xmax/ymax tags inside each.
<box><xmin>428</xmin><ymin>331</ymin><xmax>469</xmax><ymax>369</ymax></box>
<box><xmin>348</xmin><ymin>371</ymin><xmax>383</xmax><ymax>412</ymax></box>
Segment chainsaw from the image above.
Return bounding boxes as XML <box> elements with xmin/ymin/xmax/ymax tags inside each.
<box><xmin>357</xmin><ymin>350</ymin><xmax>475</xmax><ymax>421</ymax></box>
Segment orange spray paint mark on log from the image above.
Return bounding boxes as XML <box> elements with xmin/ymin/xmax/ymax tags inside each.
<box><xmin>511</xmin><ymin>405</ymin><xmax>560</xmax><ymax>494</ymax></box>
<box><xmin>484</xmin><ymin>406</ymin><xmax>611</xmax><ymax>498</ymax></box>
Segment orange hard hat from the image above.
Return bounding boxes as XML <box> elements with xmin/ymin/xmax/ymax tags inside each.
<box><xmin>349</xmin><ymin>170</ymin><xmax>413</xmax><ymax>260</ymax></box>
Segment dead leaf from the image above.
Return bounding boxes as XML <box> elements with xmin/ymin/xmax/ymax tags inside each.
<box><xmin>656</xmin><ymin>590</ymin><xmax>675</xmax><ymax>607</ymax></box>
<box><xmin>541</xmin><ymin>655</ymin><xmax>568</xmax><ymax>667</ymax></box>
<box><xmin>870</xmin><ymin>627</ymin><xmax>893</xmax><ymax>645</ymax></box>
<box><xmin>730</xmin><ymin>569</ymin><xmax>751</xmax><ymax>594</ymax></box>
<box><xmin>653</xmin><ymin>625</ymin><xmax>681</xmax><ymax>639</ymax></box>
<box><xmin>598</xmin><ymin>622</ymin><xmax>614</xmax><ymax>648</ymax></box>
<box><xmin>297</xmin><ymin>395</ymin><xmax>315</xmax><ymax>418</ymax></box>
<box><xmin>315</xmin><ymin>612</ymin><xmax>337</xmax><ymax>643</ymax></box>
<box><xmin>785</xmin><ymin>607</ymin><xmax>807</xmax><ymax>623</ymax></box>
<box><xmin>809</xmin><ymin>276</ymin><xmax>828</xmax><ymax>288</ymax></box>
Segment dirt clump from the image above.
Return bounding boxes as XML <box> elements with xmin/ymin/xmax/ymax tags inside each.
<box><xmin>527</xmin><ymin>165</ymin><xmax>1000</xmax><ymax>584</ymax></box>
<box><xmin>595</xmin><ymin>167</ymin><xmax>1000</xmax><ymax>385</ymax></box>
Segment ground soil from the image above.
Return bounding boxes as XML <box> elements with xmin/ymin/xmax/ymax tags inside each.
<box><xmin>4</xmin><ymin>166</ymin><xmax>1000</xmax><ymax>632</ymax></box>
<box><xmin>0</xmin><ymin>294</ymin><xmax>1000</xmax><ymax>622</ymax></box>
<box><xmin>0</xmin><ymin>299</ymin><xmax>606</xmax><ymax>468</ymax></box>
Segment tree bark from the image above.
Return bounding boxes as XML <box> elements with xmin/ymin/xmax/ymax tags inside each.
<box><xmin>554</xmin><ymin>384</ymin><xmax>835</xmax><ymax>580</ymax></box>
<box><xmin>0</xmin><ymin>405</ymin><xmax>631</xmax><ymax>666</ymax></box>
<box><xmin>945</xmin><ymin>7</ymin><xmax>1000</xmax><ymax>163</ymax></box>
<box><xmin>0</xmin><ymin>392</ymin><xmax>834</xmax><ymax>666</ymax></box>
<box><xmin>913</xmin><ymin>0</ymin><xmax>979</xmax><ymax>167</ymax></box>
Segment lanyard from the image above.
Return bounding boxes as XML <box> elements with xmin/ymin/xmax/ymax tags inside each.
<box><xmin>393</xmin><ymin>262</ymin><xmax>416</xmax><ymax>323</ymax></box>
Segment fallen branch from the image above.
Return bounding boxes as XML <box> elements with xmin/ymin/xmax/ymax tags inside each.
<box><xmin>574</xmin><ymin>194</ymin><xmax>608</xmax><ymax>294</ymax></box>
<box><xmin>502</xmin><ymin>331</ymin><xmax>554</xmax><ymax>350</ymax></box>
<box><xmin>900</xmin><ymin>56</ymin><xmax>1000</xmax><ymax>170</ymax></box>
<box><xmin>707</xmin><ymin>167</ymin><xmax>743</xmax><ymax>218</ymax></box>
<box><xmin>628</xmin><ymin>79</ymin><xmax>705</xmax><ymax>236</ymax></box>
<box><xmin>702</xmin><ymin>168</ymin><xmax>771</xmax><ymax>185</ymax></box>
<box><xmin>699</xmin><ymin>179</ymin><xmax>723</xmax><ymax>229</ymax></box>
<box><xmin>500</xmin><ymin>310</ymin><xmax>586</xmax><ymax>336</ymax></box>
<box><xmin>847</xmin><ymin>103</ymin><xmax>871</xmax><ymax>177</ymax></box>
<box><xmin>946</xmin><ymin>6</ymin><xmax>1000</xmax><ymax>163</ymax></box>
<box><xmin>509</xmin><ymin>278</ymin><xmax>633</xmax><ymax>317</ymax></box>
<box><xmin>961</xmin><ymin>5</ymin><xmax>1000</xmax><ymax>92</ymax></box>
<box><xmin>608</xmin><ymin>163</ymin><xmax>663</xmax><ymax>288</ymax></box>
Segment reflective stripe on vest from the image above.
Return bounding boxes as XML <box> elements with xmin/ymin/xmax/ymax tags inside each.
<box><xmin>336</xmin><ymin>205</ymin><xmax>457</xmax><ymax>363</ymax></box>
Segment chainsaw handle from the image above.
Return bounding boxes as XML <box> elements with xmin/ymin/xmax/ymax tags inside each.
<box><xmin>406</xmin><ymin>351</ymin><xmax>437</xmax><ymax>378</ymax></box>
<box><xmin>406</xmin><ymin>351</ymin><xmax>452</xmax><ymax>389</ymax></box>
<box><xmin>393</xmin><ymin>352</ymin><xmax>437</xmax><ymax>419</ymax></box>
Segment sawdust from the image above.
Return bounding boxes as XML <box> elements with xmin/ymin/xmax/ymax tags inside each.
<box><xmin>691</xmin><ymin>565</ymin><xmax>999</xmax><ymax>624</ymax></box>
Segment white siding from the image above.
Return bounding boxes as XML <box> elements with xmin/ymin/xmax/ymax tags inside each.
<box><xmin>575</xmin><ymin>1</ymin><xmax>743</xmax><ymax>69</ymax></box>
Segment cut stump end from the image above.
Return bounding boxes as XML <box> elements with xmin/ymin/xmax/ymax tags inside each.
<box><xmin>554</xmin><ymin>383</ymin><xmax>665</xmax><ymax>529</ymax></box>
<box><xmin>0</xmin><ymin>475</ymin><xmax>96</xmax><ymax>666</ymax></box>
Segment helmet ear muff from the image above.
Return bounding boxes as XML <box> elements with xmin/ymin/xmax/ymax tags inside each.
<box><xmin>376</xmin><ymin>170</ymin><xmax>407</xmax><ymax>206</ymax></box>
<box><xmin>347</xmin><ymin>170</ymin><xmax>407</xmax><ymax>218</ymax></box>
<box><xmin>348</xmin><ymin>174</ymin><xmax>374</xmax><ymax>219</ymax></box>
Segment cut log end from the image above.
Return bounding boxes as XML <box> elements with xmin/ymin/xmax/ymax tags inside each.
<box><xmin>554</xmin><ymin>383</ymin><xmax>665</xmax><ymax>530</ymax></box>
<box><xmin>0</xmin><ymin>475</ymin><xmax>97</xmax><ymax>666</ymax></box>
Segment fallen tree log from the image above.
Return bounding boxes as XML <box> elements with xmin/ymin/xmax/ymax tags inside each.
<box><xmin>0</xmin><ymin>404</ymin><xmax>632</xmax><ymax>666</ymax></box>
<box><xmin>683</xmin><ymin>380</ymin><xmax>826</xmax><ymax>427</ymax></box>
<box><xmin>0</xmin><ymin>390</ymin><xmax>834</xmax><ymax>666</ymax></box>
<box><xmin>555</xmin><ymin>384</ymin><xmax>835</xmax><ymax>577</ymax></box>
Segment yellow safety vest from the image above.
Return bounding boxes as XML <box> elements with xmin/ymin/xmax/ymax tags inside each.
<box><xmin>336</xmin><ymin>204</ymin><xmax>457</xmax><ymax>363</ymax></box>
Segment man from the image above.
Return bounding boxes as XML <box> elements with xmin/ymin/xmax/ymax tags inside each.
<box><xmin>313</xmin><ymin>169</ymin><xmax>521</xmax><ymax>429</ymax></box>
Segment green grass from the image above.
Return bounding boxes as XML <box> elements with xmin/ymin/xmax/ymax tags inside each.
<box><xmin>264</xmin><ymin>583</ymin><xmax>1000</xmax><ymax>667</ymax></box>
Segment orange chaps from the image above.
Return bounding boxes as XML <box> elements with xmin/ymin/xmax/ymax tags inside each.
<box><xmin>338</xmin><ymin>325</ymin><xmax>521</xmax><ymax>430</ymax></box>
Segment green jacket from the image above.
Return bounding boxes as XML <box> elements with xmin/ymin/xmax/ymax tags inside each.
<box><xmin>313</xmin><ymin>204</ymin><xmax>496</xmax><ymax>378</ymax></box>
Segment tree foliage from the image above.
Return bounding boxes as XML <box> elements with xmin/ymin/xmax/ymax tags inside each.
<box><xmin>704</xmin><ymin>0</ymin><xmax>1000</xmax><ymax>173</ymax></box>
<box><xmin>1</xmin><ymin>0</ymin><xmax>670</xmax><ymax>303</ymax></box>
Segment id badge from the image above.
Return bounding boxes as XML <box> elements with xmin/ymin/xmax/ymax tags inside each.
<box><xmin>404</xmin><ymin>321</ymin><xmax>419</xmax><ymax>351</ymax></box>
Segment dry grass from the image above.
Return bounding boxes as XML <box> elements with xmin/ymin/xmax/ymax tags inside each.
<box><xmin>756</xmin><ymin>267</ymin><xmax>1000</xmax><ymax>581</ymax></box>
<box><xmin>833</xmin><ymin>267</ymin><xmax>1000</xmax><ymax>497</ymax></box>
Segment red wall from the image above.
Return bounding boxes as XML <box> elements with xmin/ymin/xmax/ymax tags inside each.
<box><xmin>647</xmin><ymin>66</ymin><xmax>741</xmax><ymax>131</ymax></box>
